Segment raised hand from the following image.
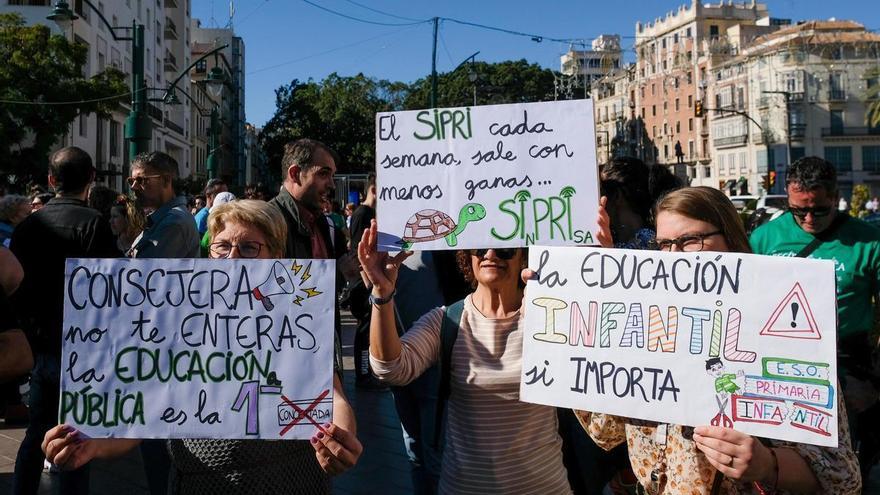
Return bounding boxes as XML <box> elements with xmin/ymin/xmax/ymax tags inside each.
<box><xmin>356</xmin><ymin>219</ymin><xmax>411</xmax><ymax>296</ymax></box>
<box><xmin>41</xmin><ymin>425</ymin><xmax>97</xmax><ymax>471</ymax></box>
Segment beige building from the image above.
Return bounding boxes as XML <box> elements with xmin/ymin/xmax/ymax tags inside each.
<box><xmin>560</xmin><ymin>35</ymin><xmax>622</xmax><ymax>98</ymax></box>
<box><xmin>0</xmin><ymin>0</ymin><xmax>193</xmax><ymax>191</ymax></box>
<box><xmin>591</xmin><ymin>67</ymin><xmax>636</xmax><ymax>165</ymax></box>
<box><xmin>708</xmin><ymin>20</ymin><xmax>880</xmax><ymax>197</ymax></box>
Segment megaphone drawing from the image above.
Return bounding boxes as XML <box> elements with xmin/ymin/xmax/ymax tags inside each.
<box><xmin>252</xmin><ymin>261</ymin><xmax>295</xmax><ymax>311</ymax></box>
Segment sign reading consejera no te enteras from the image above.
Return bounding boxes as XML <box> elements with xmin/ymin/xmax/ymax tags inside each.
<box><xmin>60</xmin><ymin>258</ymin><xmax>335</xmax><ymax>440</ymax></box>
<box><xmin>374</xmin><ymin>100</ymin><xmax>600</xmax><ymax>251</ymax></box>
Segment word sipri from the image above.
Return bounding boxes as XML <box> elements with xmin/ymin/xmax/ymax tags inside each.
<box><xmin>570</xmin><ymin>358</ymin><xmax>680</xmax><ymax>403</ymax></box>
<box><xmin>491</xmin><ymin>188</ymin><xmax>593</xmax><ymax>245</ymax></box>
<box><xmin>61</xmin><ymin>386</ymin><xmax>145</xmax><ymax>427</ymax></box>
<box><xmin>413</xmin><ymin>108</ymin><xmax>472</xmax><ymax>140</ymax></box>
<box><xmin>530</xmin><ymin>298</ymin><xmax>757</xmax><ymax>363</ymax></box>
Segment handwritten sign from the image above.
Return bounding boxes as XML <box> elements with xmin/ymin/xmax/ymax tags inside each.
<box><xmin>519</xmin><ymin>247</ymin><xmax>838</xmax><ymax>447</ymax></box>
<box><xmin>375</xmin><ymin>100</ymin><xmax>599</xmax><ymax>251</ymax></box>
<box><xmin>60</xmin><ymin>258</ymin><xmax>335</xmax><ymax>440</ymax></box>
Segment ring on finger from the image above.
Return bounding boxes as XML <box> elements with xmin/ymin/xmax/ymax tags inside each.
<box><xmin>727</xmin><ymin>456</ymin><xmax>735</xmax><ymax>467</ymax></box>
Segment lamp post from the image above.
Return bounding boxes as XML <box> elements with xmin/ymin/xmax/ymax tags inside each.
<box><xmin>49</xmin><ymin>0</ymin><xmax>149</xmax><ymax>163</ymax></box>
<box><xmin>453</xmin><ymin>51</ymin><xmax>480</xmax><ymax>107</ymax></box>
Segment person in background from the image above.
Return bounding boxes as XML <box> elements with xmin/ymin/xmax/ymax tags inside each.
<box><xmin>344</xmin><ymin>202</ymin><xmax>355</xmax><ymax>231</ymax></box>
<box><xmin>192</xmin><ymin>195</ymin><xmax>206</xmax><ymax>216</ymax></box>
<box><xmin>0</xmin><ymin>195</ymin><xmax>30</xmax><ymax>248</ymax></box>
<box><xmin>87</xmin><ymin>185</ymin><xmax>118</xmax><ymax>222</ymax></box>
<box><xmin>750</xmin><ymin>156</ymin><xmax>880</xmax><ymax>484</ymax></box>
<box><xmin>0</xmin><ymin>247</ymin><xmax>32</xmax><ymax>383</ymax></box>
<box><xmin>29</xmin><ymin>193</ymin><xmax>54</xmax><ymax>213</ymax></box>
<box><xmin>198</xmin><ymin>191</ymin><xmax>236</xmax><ymax>257</ymax></box>
<box><xmin>347</xmin><ymin>174</ymin><xmax>380</xmax><ymax>388</ymax></box>
<box><xmin>126</xmin><ymin>151</ymin><xmax>199</xmax><ymax>494</ymax></box>
<box><xmin>10</xmin><ymin>146</ymin><xmax>118</xmax><ymax>495</ymax></box>
<box><xmin>575</xmin><ymin>186</ymin><xmax>861</xmax><ymax>494</ymax></box>
<box><xmin>193</xmin><ymin>178</ymin><xmax>227</xmax><ymax>236</ymax></box>
<box><xmin>41</xmin><ymin>200</ymin><xmax>362</xmax><ymax>494</ymax></box>
<box><xmin>839</xmin><ymin>195</ymin><xmax>848</xmax><ymax>212</ymax></box>
<box><xmin>109</xmin><ymin>196</ymin><xmax>147</xmax><ymax>255</ymax></box>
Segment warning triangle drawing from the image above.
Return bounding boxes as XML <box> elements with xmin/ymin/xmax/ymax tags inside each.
<box><xmin>759</xmin><ymin>282</ymin><xmax>821</xmax><ymax>339</ymax></box>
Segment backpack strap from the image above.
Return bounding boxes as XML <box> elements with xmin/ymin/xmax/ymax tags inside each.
<box><xmin>794</xmin><ymin>212</ymin><xmax>848</xmax><ymax>258</ymax></box>
<box><xmin>433</xmin><ymin>298</ymin><xmax>466</xmax><ymax>447</ymax></box>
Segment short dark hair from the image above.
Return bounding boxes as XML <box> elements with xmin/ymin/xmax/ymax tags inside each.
<box><xmin>132</xmin><ymin>151</ymin><xmax>179</xmax><ymax>179</ymax></box>
<box><xmin>204</xmin><ymin>178</ymin><xmax>226</xmax><ymax>197</ymax></box>
<box><xmin>280</xmin><ymin>139</ymin><xmax>338</xmax><ymax>181</ymax></box>
<box><xmin>786</xmin><ymin>156</ymin><xmax>837</xmax><ymax>194</ymax></box>
<box><xmin>367</xmin><ymin>172</ymin><xmax>376</xmax><ymax>189</ymax></box>
<box><xmin>705</xmin><ymin>357</ymin><xmax>722</xmax><ymax>370</ymax></box>
<box><xmin>49</xmin><ymin>146</ymin><xmax>94</xmax><ymax>194</ymax></box>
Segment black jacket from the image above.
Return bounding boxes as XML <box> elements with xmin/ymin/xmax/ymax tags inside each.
<box><xmin>10</xmin><ymin>197</ymin><xmax>118</xmax><ymax>356</ymax></box>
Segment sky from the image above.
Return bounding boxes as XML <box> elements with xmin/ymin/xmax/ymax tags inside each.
<box><xmin>190</xmin><ymin>0</ymin><xmax>880</xmax><ymax>127</ymax></box>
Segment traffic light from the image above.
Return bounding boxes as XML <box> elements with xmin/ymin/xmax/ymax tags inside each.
<box><xmin>762</xmin><ymin>174</ymin><xmax>770</xmax><ymax>191</ymax></box>
<box><xmin>769</xmin><ymin>171</ymin><xmax>777</xmax><ymax>188</ymax></box>
<box><xmin>694</xmin><ymin>99</ymin><xmax>704</xmax><ymax>118</ymax></box>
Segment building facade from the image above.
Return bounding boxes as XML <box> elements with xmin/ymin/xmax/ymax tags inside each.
<box><xmin>560</xmin><ymin>35</ymin><xmax>622</xmax><ymax>99</ymax></box>
<box><xmin>1</xmin><ymin>0</ymin><xmax>193</xmax><ymax>192</ymax></box>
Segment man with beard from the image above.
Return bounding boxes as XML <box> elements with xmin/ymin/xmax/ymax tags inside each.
<box><xmin>10</xmin><ymin>146</ymin><xmax>117</xmax><ymax>494</ymax></box>
<box><xmin>128</xmin><ymin>151</ymin><xmax>200</xmax><ymax>259</ymax></box>
<box><xmin>126</xmin><ymin>151</ymin><xmax>199</xmax><ymax>494</ymax></box>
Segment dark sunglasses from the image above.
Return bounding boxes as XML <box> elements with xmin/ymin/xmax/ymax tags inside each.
<box><xmin>788</xmin><ymin>206</ymin><xmax>833</xmax><ymax>219</ymax></box>
<box><xmin>470</xmin><ymin>248</ymin><xmax>517</xmax><ymax>260</ymax></box>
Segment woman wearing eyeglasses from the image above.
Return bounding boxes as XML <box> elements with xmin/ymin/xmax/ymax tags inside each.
<box><xmin>575</xmin><ymin>187</ymin><xmax>860</xmax><ymax>494</ymax></box>
<box><xmin>42</xmin><ymin>200</ymin><xmax>362</xmax><ymax>494</ymax></box>
<box><xmin>358</xmin><ymin>219</ymin><xmax>572</xmax><ymax>494</ymax></box>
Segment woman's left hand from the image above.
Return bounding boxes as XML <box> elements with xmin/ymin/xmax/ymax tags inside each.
<box><xmin>596</xmin><ymin>196</ymin><xmax>613</xmax><ymax>248</ymax></box>
<box><xmin>311</xmin><ymin>423</ymin><xmax>363</xmax><ymax>475</ymax></box>
<box><xmin>693</xmin><ymin>425</ymin><xmax>775</xmax><ymax>482</ymax></box>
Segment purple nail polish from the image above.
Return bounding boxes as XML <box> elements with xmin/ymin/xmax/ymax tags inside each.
<box><xmin>310</xmin><ymin>436</ymin><xmax>318</xmax><ymax>444</ymax></box>
<box><xmin>322</xmin><ymin>423</ymin><xmax>331</xmax><ymax>429</ymax></box>
<box><xmin>316</xmin><ymin>432</ymin><xmax>325</xmax><ymax>439</ymax></box>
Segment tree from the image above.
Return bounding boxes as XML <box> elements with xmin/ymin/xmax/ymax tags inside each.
<box><xmin>850</xmin><ymin>184</ymin><xmax>870</xmax><ymax>218</ymax></box>
<box><xmin>864</xmin><ymin>66</ymin><xmax>880</xmax><ymax>130</ymax></box>
<box><xmin>259</xmin><ymin>73</ymin><xmax>401</xmax><ymax>176</ymax></box>
<box><xmin>0</xmin><ymin>13</ymin><xmax>127</xmax><ymax>188</ymax></box>
<box><xmin>404</xmin><ymin>59</ymin><xmax>557</xmax><ymax>109</ymax></box>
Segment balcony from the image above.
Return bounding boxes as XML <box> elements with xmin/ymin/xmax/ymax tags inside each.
<box><xmin>164</xmin><ymin>117</ymin><xmax>184</xmax><ymax>136</ymax></box>
<box><xmin>787</xmin><ymin>92</ymin><xmax>805</xmax><ymax>103</ymax></box>
<box><xmin>821</xmin><ymin>126</ymin><xmax>880</xmax><ymax>137</ymax></box>
<box><xmin>165</xmin><ymin>0</ymin><xmax>179</xmax><ymax>7</ymax></box>
<box><xmin>714</xmin><ymin>135</ymin><xmax>748</xmax><ymax>148</ymax></box>
<box><xmin>164</xmin><ymin>51</ymin><xmax>178</xmax><ymax>72</ymax></box>
<box><xmin>790</xmin><ymin>123</ymin><xmax>806</xmax><ymax>139</ymax></box>
<box><xmin>756</xmin><ymin>96</ymin><xmax>770</xmax><ymax>109</ymax></box>
<box><xmin>164</xmin><ymin>17</ymin><xmax>178</xmax><ymax>41</ymax></box>
<box><xmin>147</xmin><ymin>103</ymin><xmax>163</xmax><ymax>121</ymax></box>
<box><xmin>829</xmin><ymin>89</ymin><xmax>847</xmax><ymax>102</ymax></box>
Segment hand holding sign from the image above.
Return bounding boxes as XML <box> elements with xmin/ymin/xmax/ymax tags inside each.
<box><xmin>357</xmin><ymin>219</ymin><xmax>413</xmax><ymax>297</ymax></box>
<box><xmin>692</xmin><ymin>426</ymin><xmax>777</xmax><ymax>483</ymax></box>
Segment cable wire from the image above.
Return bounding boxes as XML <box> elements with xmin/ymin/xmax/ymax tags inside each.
<box><xmin>299</xmin><ymin>0</ymin><xmax>429</xmax><ymax>26</ymax></box>
<box><xmin>339</xmin><ymin>0</ymin><xmax>423</xmax><ymax>23</ymax></box>
<box><xmin>247</xmin><ymin>24</ymin><xmax>423</xmax><ymax>75</ymax></box>
<box><xmin>0</xmin><ymin>92</ymin><xmax>130</xmax><ymax>105</ymax></box>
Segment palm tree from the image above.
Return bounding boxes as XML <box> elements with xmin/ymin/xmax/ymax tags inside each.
<box><xmin>560</xmin><ymin>186</ymin><xmax>576</xmax><ymax>237</ymax></box>
<box><xmin>515</xmin><ymin>190</ymin><xmax>531</xmax><ymax>238</ymax></box>
<box><xmin>865</xmin><ymin>67</ymin><xmax>880</xmax><ymax>129</ymax></box>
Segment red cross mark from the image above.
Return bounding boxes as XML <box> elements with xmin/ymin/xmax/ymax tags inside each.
<box><xmin>279</xmin><ymin>388</ymin><xmax>330</xmax><ymax>437</ymax></box>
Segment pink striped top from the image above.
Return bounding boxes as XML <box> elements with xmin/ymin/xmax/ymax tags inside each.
<box><xmin>370</xmin><ymin>295</ymin><xmax>572</xmax><ymax>494</ymax></box>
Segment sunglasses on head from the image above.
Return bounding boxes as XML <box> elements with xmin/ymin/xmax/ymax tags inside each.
<box><xmin>788</xmin><ymin>206</ymin><xmax>833</xmax><ymax>219</ymax></box>
<box><xmin>470</xmin><ymin>248</ymin><xmax>517</xmax><ymax>260</ymax></box>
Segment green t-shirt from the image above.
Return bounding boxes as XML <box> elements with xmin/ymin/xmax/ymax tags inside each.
<box><xmin>750</xmin><ymin>212</ymin><xmax>880</xmax><ymax>338</ymax></box>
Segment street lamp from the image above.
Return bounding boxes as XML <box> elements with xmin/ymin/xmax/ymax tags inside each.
<box><xmin>205</xmin><ymin>66</ymin><xmax>227</xmax><ymax>99</ymax></box>
<box><xmin>453</xmin><ymin>51</ymin><xmax>480</xmax><ymax>107</ymax></box>
<box><xmin>49</xmin><ymin>0</ymin><xmax>149</xmax><ymax>163</ymax></box>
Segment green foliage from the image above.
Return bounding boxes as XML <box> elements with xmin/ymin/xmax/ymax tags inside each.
<box><xmin>260</xmin><ymin>60</ymin><xmax>559</xmax><ymax>176</ymax></box>
<box><xmin>865</xmin><ymin>66</ymin><xmax>880</xmax><ymax>129</ymax></box>
<box><xmin>850</xmin><ymin>184</ymin><xmax>870</xmax><ymax>218</ymax></box>
<box><xmin>0</xmin><ymin>13</ymin><xmax>127</xmax><ymax>187</ymax></box>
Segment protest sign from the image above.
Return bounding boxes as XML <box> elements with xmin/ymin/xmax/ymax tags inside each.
<box><xmin>60</xmin><ymin>258</ymin><xmax>335</xmax><ymax>440</ymax></box>
<box><xmin>375</xmin><ymin>100</ymin><xmax>599</xmax><ymax>251</ymax></box>
<box><xmin>520</xmin><ymin>247</ymin><xmax>839</xmax><ymax>447</ymax></box>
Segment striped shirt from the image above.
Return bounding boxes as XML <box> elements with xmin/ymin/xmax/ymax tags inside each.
<box><xmin>370</xmin><ymin>295</ymin><xmax>572</xmax><ymax>495</ymax></box>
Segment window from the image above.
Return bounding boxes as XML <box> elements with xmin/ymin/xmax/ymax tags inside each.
<box><xmin>79</xmin><ymin>113</ymin><xmax>87</xmax><ymax>137</ymax></box>
<box><xmin>686</xmin><ymin>27</ymin><xmax>692</xmax><ymax>38</ymax></box>
<box><xmin>737</xmin><ymin>87</ymin><xmax>745</xmax><ymax>110</ymax></box>
<box><xmin>653</xmin><ymin>126</ymin><xmax>657</xmax><ymax>137</ymax></box>
<box><xmin>663</xmin><ymin>101</ymin><xmax>668</xmax><ymax>114</ymax></box>
<box><xmin>651</xmin><ymin>83</ymin><xmax>656</xmax><ymax>95</ymax></box>
<box><xmin>704</xmin><ymin>166</ymin><xmax>711</xmax><ymax>178</ymax></box>
<box><xmin>687</xmin><ymin>71</ymin><xmax>693</xmax><ymax>85</ymax></box>
<box><xmin>675</xmin><ymin>98</ymin><xmax>680</xmax><ymax>111</ymax></box>
<box><xmin>688</xmin><ymin>140</ymin><xmax>694</xmax><ymax>158</ymax></box>
<box><xmin>110</xmin><ymin>120</ymin><xmax>120</xmax><ymax>157</ymax></box>
<box><xmin>673</xmin><ymin>33</ymin><xmax>679</xmax><ymax>44</ymax></box>
<box><xmin>689</xmin><ymin>118</ymin><xmax>694</xmax><ymax>131</ymax></box>
<box><xmin>740</xmin><ymin>152</ymin><xmax>747</xmax><ymax>171</ymax></box>
<box><xmin>663</xmin><ymin>123</ymin><xmax>668</xmax><ymax>135</ymax></box>
<box><xmin>676</xmin><ymin>121</ymin><xmax>681</xmax><ymax>133</ymax></box>
<box><xmin>709</xmin><ymin>25</ymin><xmax>719</xmax><ymax>38</ymax></box>
<box><xmin>652</xmin><ymin>105</ymin><xmax>656</xmax><ymax>117</ymax></box>
<box><xmin>195</xmin><ymin>59</ymin><xmax>207</xmax><ymax>73</ymax></box>
<box><xmin>863</xmin><ymin>146</ymin><xmax>880</xmax><ymax>172</ymax></box>
<box><xmin>830</xmin><ymin>110</ymin><xmax>844</xmax><ymax>131</ymax></box>
<box><xmin>824</xmin><ymin>146</ymin><xmax>852</xmax><ymax>172</ymax></box>
<box><xmin>688</xmin><ymin>94</ymin><xmax>693</xmax><ymax>108</ymax></box>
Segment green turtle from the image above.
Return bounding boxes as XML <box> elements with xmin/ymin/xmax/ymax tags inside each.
<box><xmin>400</xmin><ymin>203</ymin><xmax>486</xmax><ymax>249</ymax></box>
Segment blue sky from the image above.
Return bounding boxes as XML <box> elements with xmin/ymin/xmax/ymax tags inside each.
<box><xmin>191</xmin><ymin>0</ymin><xmax>880</xmax><ymax>126</ymax></box>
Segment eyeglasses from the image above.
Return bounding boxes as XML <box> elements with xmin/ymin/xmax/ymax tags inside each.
<box><xmin>126</xmin><ymin>175</ymin><xmax>164</xmax><ymax>186</ymax></box>
<box><xmin>788</xmin><ymin>205</ymin><xmax>833</xmax><ymax>219</ymax></box>
<box><xmin>470</xmin><ymin>248</ymin><xmax>518</xmax><ymax>260</ymax></box>
<box><xmin>209</xmin><ymin>241</ymin><xmax>264</xmax><ymax>259</ymax></box>
<box><xmin>648</xmin><ymin>231</ymin><xmax>722</xmax><ymax>252</ymax></box>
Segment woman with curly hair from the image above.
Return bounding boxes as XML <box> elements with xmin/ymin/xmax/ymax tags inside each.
<box><xmin>109</xmin><ymin>196</ymin><xmax>146</xmax><ymax>255</ymax></box>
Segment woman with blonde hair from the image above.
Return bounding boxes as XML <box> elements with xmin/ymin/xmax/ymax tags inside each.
<box><xmin>109</xmin><ymin>196</ymin><xmax>146</xmax><ymax>255</ymax></box>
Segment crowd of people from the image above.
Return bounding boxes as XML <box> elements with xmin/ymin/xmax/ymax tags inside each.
<box><xmin>0</xmin><ymin>140</ymin><xmax>878</xmax><ymax>494</ymax></box>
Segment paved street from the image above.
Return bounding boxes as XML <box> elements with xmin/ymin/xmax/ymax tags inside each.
<box><xmin>0</xmin><ymin>311</ymin><xmax>413</xmax><ymax>495</ymax></box>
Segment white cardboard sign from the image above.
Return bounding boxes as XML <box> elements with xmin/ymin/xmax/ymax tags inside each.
<box><xmin>375</xmin><ymin>100</ymin><xmax>599</xmax><ymax>251</ymax></box>
<box><xmin>520</xmin><ymin>247</ymin><xmax>839</xmax><ymax>447</ymax></box>
<box><xmin>60</xmin><ymin>258</ymin><xmax>335</xmax><ymax>440</ymax></box>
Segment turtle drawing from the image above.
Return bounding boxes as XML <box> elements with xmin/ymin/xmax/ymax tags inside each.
<box><xmin>399</xmin><ymin>203</ymin><xmax>487</xmax><ymax>249</ymax></box>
